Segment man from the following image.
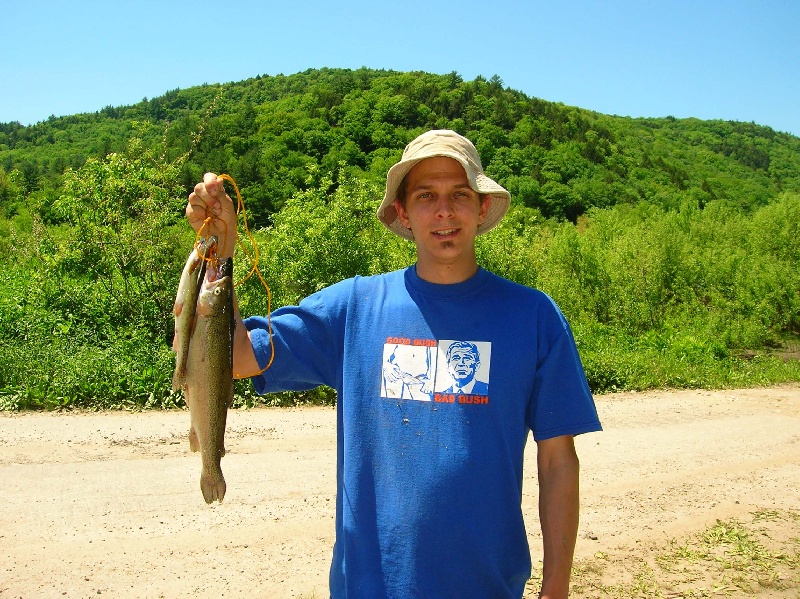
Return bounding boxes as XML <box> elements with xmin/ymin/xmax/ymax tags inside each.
<box><xmin>187</xmin><ymin>129</ymin><xmax>601</xmax><ymax>598</ymax></box>
<box><xmin>441</xmin><ymin>340</ymin><xmax>489</xmax><ymax>395</ymax></box>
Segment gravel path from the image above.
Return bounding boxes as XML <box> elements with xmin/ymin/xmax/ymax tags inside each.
<box><xmin>1</xmin><ymin>385</ymin><xmax>798</xmax><ymax>598</ymax></box>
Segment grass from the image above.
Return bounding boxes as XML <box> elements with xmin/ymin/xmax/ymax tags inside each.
<box><xmin>525</xmin><ymin>509</ymin><xmax>800</xmax><ymax>598</ymax></box>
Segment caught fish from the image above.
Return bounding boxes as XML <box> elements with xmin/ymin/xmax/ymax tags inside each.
<box><xmin>184</xmin><ymin>253</ymin><xmax>235</xmax><ymax>503</ymax></box>
<box><xmin>172</xmin><ymin>237</ymin><xmax>214</xmax><ymax>391</ymax></box>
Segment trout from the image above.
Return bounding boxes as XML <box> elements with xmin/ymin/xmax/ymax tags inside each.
<box><xmin>184</xmin><ymin>255</ymin><xmax>235</xmax><ymax>503</ymax></box>
<box><xmin>172</xmin><ymin>237</ymin><xmax>214</xmax><ymax>392</ymax></box>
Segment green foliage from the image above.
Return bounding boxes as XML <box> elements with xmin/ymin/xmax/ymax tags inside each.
<box><xmin>475</xmin><ymin>204</ymin><xmax>543</xmax><ymax>288</ymax></box>
<box><xmin>48</xmin><ymin>138</ymin><xmax>188</xmax><ymax>343</ymax></box>
<box><xmin>247</xmin><ymin>166</ymin><xmax>413</xmax><ymax>310</ymax></box>
<box><xmin>526</xmin><ymin>193</ymin><xmax>800</xmax><ymax>392</ymax></box>
<box><xmin>1</xmin><ymin>68</ymin><xmax>799</xmax><ymax>409</ymax></box>
<box><xmin>0</xmin><ymin>167</ymin><xmax>25</xmax><ymax>216</ymax></box>
<box><xmin>3</xmin><ymin>68</ymin><xmax>798</xmax><ymax>226</ymax></box>
<box><xmin>1</xmin><ymin>327</ymin><xmax>179</xmax><ymax>411</ymax></box>
<box><xmin>0</xmin><ymin>139</ymin><xmax>191</xmax><ymax>409</ymax></box>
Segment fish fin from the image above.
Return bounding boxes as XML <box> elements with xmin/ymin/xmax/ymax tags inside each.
<box><xmin>188</xmin><ymin>426</ymin><xmax>200</xmax><ymax>453</ymax></box>
<box><xmin>171</xmin><ymin>368</ymin><xmax>186</xmax><ymax>391</ymax></box>
<box><xmin>200</xmin><ymin>472</ymin><xmax>226</xmax><ymax>504</ymax></box>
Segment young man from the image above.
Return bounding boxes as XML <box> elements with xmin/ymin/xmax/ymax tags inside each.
<box><xmin>187</xmin><ymin>129</ymin><xmax>601</xmax><ymax>599</ymax></box>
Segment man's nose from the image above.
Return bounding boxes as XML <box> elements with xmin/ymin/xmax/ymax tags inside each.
<box><xmin>434</xmin><ymin>196</ymin><xmax>455</xmax><ymax>217</ymax></box>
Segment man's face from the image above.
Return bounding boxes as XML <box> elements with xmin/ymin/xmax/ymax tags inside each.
<box><xmin>393</xmin><ymin>157</ymin><xmax>490</xmax><ymax>274</ymax></box>
<box><xmin>447</xmin><ymin>348</ymin><xmax>478</xmax><ymax>386</ymax></box>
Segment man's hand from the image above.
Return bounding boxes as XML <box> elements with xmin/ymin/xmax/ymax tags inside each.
<box><xmin>186</xmin><ymin>172</ymin><xmax>238</xmax><ymax>259</ymax></box>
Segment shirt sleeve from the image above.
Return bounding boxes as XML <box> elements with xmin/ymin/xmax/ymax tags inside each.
<box><xmin>527</xmin><ymin>296</ymin><xmax>602</xmax><ymax>441</ymax></box>
<box><xmin>244</xmin><ymin>281</ymin><xmax>349</xmax><ymax>394</ymax></box>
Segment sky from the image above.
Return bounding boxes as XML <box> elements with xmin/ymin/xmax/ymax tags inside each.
<box><xmin>3</xmin><ymin>0</ymin><xmax>799</xmax><ymax>136</ymax></box>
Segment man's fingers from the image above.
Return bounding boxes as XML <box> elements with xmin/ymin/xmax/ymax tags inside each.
<box><xmin>185</xmin><ymin>173</ymin><xmax>237</xmax><ymax>246</ymax></box>
<box><xmin>186</xmin><ymin>197</ymin><xmax>206</xmax><ymax>223</ymax></box>
<box><xmin>203</xmin><ymin>172</ymin><xmax>227</xmax><ymax>200</ymax></box>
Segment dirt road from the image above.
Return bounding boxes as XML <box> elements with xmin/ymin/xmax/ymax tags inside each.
<box><xmin>1</xmin><ymin>385</ymin><xmax>798</xmax><ymax>598</ymax></box>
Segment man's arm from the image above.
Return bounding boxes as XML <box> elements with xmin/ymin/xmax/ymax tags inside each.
<box><xmin>536</xmin><ymin>434</ymin><xmax>580</xmax><ymax>599</ymax></box>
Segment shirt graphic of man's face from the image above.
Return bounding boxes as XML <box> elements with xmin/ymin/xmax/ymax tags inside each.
<box><xmin>447</xmin><ymin>347</ymin><xmax>479</xmax><ymax>387</ymax></box>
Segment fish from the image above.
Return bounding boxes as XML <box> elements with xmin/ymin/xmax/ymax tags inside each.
<box><xmin>183</xmin><ymin>253</ymin><xmax>235</xmax><ymax>503</ymax></box>
<box><xmin>171</xmin><ymin>236</ymin><xmax>214</xmax><ymax>392</ymax></box>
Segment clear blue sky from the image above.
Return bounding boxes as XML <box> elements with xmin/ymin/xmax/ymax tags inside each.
<box><xmin>4</xmin><ymin>0</ymin><xmax>799</xmax><ymax>136</ymax></box>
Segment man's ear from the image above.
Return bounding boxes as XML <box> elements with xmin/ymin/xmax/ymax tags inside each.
<box><xmin>478</xmin><ymin>195</ymin><xmax>492</xmax><ymax>224</ymax></box>
<box><xmin>394</xmin><ymin>199</ymin><xmax>411</xmax><ymax>228</ymax></box>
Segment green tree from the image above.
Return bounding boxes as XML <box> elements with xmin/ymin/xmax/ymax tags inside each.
<box><xmin>254</xmin><ymin>167</ymin><xmax>413</xmax><ymax>309</ymax></box>
<box><xmin>50</xmin><ymin>137</ymin><xmax>188</xmax><ymax>341</ymax></box>
<box><xmin>0</xmin><ymin>167</ymin><xmax>23</xmax><ymax>215</ymax></box>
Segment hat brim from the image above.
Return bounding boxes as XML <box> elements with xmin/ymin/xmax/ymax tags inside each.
<box><xmin>377</xmin><ymin>154</ymin><xmax>511</xmax><ymax>241</ymax></box>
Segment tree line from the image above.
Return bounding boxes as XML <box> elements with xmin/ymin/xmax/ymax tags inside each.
<box><xmin>2</xmin><ymin>68</ymin><xmax>799</xmax><ymax>224</ymax></box>
<box><xmin>0</xmin><ymin>68</ymin><xmax>798</xmax><ymax>410</ymax></box>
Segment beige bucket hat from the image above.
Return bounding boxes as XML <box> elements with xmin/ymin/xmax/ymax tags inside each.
<box><xmin>377</xmin><ymin>129</ymin><xmax>511</xmax><ymax>240</ymax></box>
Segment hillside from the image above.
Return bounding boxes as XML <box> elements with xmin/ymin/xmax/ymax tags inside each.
<box><xmin>1</xmin><ymin>68</ymin><xmax>799</xmax><ymax>410</ymax></box>
<box><xmin>2</xmin><ymin>67</ymin><xmax>799</xmax><ymax>226</ymax></box>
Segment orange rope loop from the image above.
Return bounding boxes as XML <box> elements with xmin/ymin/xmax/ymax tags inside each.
<box><xmin>193</xmin><ymin>216</ymin><xmax>228</xmax><ymax>260</ymax></box>
<box><xmin>195</xmin><ymin>174</ymin><xmax>275</xmax><ymax>376</ymax></box>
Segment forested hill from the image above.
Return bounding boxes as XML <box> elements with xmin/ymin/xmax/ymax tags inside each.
<box><xmin>3</xmin><ymin>67</ymin><xmax>800</xmax><ymax>409</ymax></box>
<box><xmin>2</xmin><ymin>67</ymin><xmax>799</xmax><ymax>225</ymax></box>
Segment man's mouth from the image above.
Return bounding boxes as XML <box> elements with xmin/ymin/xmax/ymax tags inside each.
<box><xmin>433</xmin><ymin>228</ymin><xmax>458</xmax><ymax>237</ymax></box>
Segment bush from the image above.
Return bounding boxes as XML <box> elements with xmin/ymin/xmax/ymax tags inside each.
<box><xmin>1</xmin><ymin>154</ymin><xmax>798</xmax><ymax>409</ymax></box>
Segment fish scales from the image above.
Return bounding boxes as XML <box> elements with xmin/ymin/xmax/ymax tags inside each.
<box><xmin>184</xmin><ymin>255</ymin><xmax>234</xmax><ymax>503</ymax></box>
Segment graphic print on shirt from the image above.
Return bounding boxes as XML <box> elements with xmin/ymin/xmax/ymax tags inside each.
<box><xmin>380</xmin><ymin>339</ymin><xmax>491</xmax><ymax>404</ymax></box>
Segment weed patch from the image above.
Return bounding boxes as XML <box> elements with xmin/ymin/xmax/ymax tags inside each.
<box><xmin>526</xmin><ymin>509</ymin><xmax>800</xmax><ymax>598</ymax></box>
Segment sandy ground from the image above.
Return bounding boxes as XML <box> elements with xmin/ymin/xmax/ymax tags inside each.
<box><xmin>1</xmin><ymin>385</ymin><xmax>799</xmax><ymax>598</ymax></box>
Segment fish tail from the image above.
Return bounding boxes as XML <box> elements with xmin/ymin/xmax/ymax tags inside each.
<box><xmin>200</xmin><ymin>471</ymin><xmax>226</xmax><ymax>503</ymax></box>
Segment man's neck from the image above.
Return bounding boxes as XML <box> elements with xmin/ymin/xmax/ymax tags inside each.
<box><xmin>414</xmin><ymin>257</ymin><xmax>479</xmax><ymax>285</ymax></box>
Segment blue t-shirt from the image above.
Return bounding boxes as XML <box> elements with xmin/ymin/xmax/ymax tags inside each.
<box><xmin>245</xmin><ymin>266</ymin><xmax>601</xmax><ymax>599</ymax></box>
